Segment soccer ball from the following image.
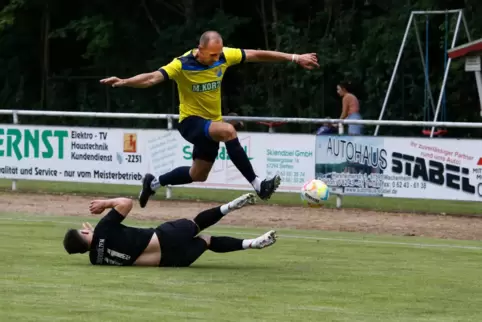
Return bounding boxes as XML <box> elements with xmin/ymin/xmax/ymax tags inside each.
<box><xmin>300</xmin><ymin>179</ymin><xmax>330</xmax><ymax>207</ymax></box>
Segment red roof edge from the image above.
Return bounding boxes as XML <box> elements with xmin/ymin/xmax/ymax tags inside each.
<box><xmin>448</xmin><ymin>38</ymin><xmax>482</xmax><ymax>59</ymax></box>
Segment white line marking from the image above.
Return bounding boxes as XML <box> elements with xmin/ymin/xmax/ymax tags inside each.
<box><xmin>1</xmin><ymin>215</ymin><xmax>482</xmax><ymax>251</ymax></box>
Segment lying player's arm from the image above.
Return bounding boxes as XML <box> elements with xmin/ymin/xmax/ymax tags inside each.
<box><xmin>244</xmin><ymin>50</ymin><xmax>319</xmax><ymax>70</ymax></box>
<box><xmin>89</xmin><ymin>197</ymin><xmax>133</xmax><ymax>218</ymax></box>
<box><xmin>100</xmin><ymin>71</ymin><xmax>164</xmax><ymax>89</ymax></box>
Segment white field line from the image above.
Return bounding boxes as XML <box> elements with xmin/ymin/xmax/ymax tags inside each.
<box><xmin>1</xmin><ymin>215</ymin><xmax>482</xmax><ymax>251</ymax></box>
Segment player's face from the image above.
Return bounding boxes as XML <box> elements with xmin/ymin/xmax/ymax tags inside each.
<box><xmin>198</xmin><ymin>41</ymin><xmax>223</xmax><ymax>66</ymax></box>
<box><xmin>336</xmin><ymin>85</ymin><xmax>345</xmax><ymax>97</ymax></box>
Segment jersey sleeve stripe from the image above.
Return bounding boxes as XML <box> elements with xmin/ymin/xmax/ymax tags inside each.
<box><xmin>240</xmin><ymin>49</ymin><xmax>246</xmax><ymax>63</ymax></box>
<box><xmin>158</xmin><ymin>68</ymin><xmax>169</xmax><ymax>81</ymax></box>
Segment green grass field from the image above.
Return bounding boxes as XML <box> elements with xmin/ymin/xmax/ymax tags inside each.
<box><xmin>2</xmin><ymin>213</ymin><xmax>482</xmax><ymax>321</ymax></box>
<box><xmin>0</xmin><ymin>179</ymin><xmax>481</xmax><ymax>216</ymax></box>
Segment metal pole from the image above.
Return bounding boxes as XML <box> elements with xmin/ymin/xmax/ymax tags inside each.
<box><xmin>165</xmin><ymin>116</ymin><xmax>173</xmax><ymax>200</ymax></box>
<box><xmin>4</xmin><ymin>109</ymin><xmax>482</xmax><ymax>128</ymax></box>
<box><xmin>374</xmin><ymin>12</ymin><xmax>414</xmax><ymax>136</ymax></box>
<box><xmin>430</xmin><ymin>10</ymin><xmax>462</xmax><ymax>137</ymax></box>
<box><xmin>475</xmin><ymin>71</ymin><xmax>482</xmax><ymax>117</ymax></box>
<box><xmin>335</xmin><ymin>123</ymin><xmax>344</xmax><ymax>208</ymax></box>
<box><xmin>460</xmin><ymin>11</ymin><xmax>481</xmax><ymax>116</ymax></box>
<box><xmin>12</xmin><ymin>111</ymin><xmax>18</xmax><ymax>191</ymax></box>
<box><xmin>412</xmin><ymin>9</ymin><xmax>463</xmax><ymax>15</ymax></box>
<box><xmin>165</xmin><ymin>186</ymin><xmax>172</xmax><ymax>199</ymax></box>
<box><xmin>461</xmin><ymin>11</ymin><xmax>472</xmax><ymax>42</ymax></box>
<box><xmin>336</xmin><ymin>194</ymin><xmax>343</xmax><ymax>209</ymax></box>
<box><xmin>413</xmin><ymin>15</ymin><xmax>436</xmax><ymax>114</ymax></box>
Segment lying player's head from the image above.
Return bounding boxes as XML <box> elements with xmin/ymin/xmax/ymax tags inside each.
<box><xmin>197</xmin><ymin>30</ymin><xmax>223</xmax><ymax>66</ymax></box>
<box><xmin>63</xmin><ymin>228</ymin><xmax>91</xmax><ymax>254</ymax></box>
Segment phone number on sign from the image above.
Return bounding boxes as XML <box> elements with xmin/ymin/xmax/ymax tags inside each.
<box><xmin>389</xmin><ymin>181</ymin><xmax>427</xmax><ymax>189</ymax></box>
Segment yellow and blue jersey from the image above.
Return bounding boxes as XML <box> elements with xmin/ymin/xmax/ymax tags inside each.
<box><xmin>158</xmin><ymin>47</ymin><xmax>246</xmax><ymax>122</ymax></box>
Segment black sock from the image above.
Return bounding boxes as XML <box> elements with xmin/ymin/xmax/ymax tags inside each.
<box><xmin>225</xmin><ymin>138</ymin><xmax>256</xmax><ymax>183</ymax></box>
<box><xmin>193</xmin><ymin>206</ymin><xmax>224</xmax><ymax>232</ymax></box>
<box><xmin>158</xmin><ymin>166</ymin><xmax>193</xmax><ymax>186</ymax></box>
<box><xmin>209</xmin><ymin>236</ymin><xmax>244</xmax><ymax>253</ymax></box>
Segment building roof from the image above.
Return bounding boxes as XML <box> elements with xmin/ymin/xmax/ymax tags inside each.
<box><xmin>448</xmin><ymin>38</ymin><xmax>482</xmax><ymax>59</ymax></box>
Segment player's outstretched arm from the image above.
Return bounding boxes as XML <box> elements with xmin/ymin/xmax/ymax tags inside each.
<box><xmin>89</xmin><ymin>197</ymin><xmax>133</xmax><ymax>218</ymax></box>
<box><xmin>100</xmin><ymin>71</ymin><xmax>165</xmax><ymax>89</ymax></box>
<box><xmin>244</xmin><ymin>50</ymin><xmax>319</xmax><ymax>70</ymax></box>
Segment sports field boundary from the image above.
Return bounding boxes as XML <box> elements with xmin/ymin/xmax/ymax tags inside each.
<box><xmin>2</xmin><ymin>215</ymin><xmax>482</xmax><ymax>251</ymax></box>
<box><xmin>0</xmin><ymin>179</ymin><xmax>481</xmax><ymax>217</ymax></box>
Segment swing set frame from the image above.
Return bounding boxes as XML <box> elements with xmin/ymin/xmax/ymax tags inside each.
<box><xmin>374</xmin><ymin>9</ymin><xmax>472</xmax><ymax>138</ymax></box>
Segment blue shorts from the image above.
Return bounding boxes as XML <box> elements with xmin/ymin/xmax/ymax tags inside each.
<box><xmin>178</xmin><ymin>116</ymin><xmax>219</xmax><ymax>163</ymax></box>
<box><xmin>346</xmin><ymin>112</ymin><xmax>363</xmax><ymax>135</ymax></box>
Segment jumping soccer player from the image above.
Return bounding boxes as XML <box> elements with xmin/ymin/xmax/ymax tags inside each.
<box><xmin>62</xmin><ymin>193</ymin><xmax>277</xmax><ymax>267</ymax></box>
<box><xmin>100</xmin><ymin>30</ymin><xmax>319</xmax><ymax>208</ymax></box>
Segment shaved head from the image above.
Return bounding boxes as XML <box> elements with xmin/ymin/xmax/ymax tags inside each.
<box><xmin>199</xmin><ymin>31</ymin><xmax>223</xmax><ymax>48</ymax></box>
<box><xmin>196</xmin><ymin>31</ymin><xmax>224</xmax><ymax>66</ymax></box>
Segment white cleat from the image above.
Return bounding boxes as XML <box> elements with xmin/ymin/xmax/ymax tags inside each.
<box><xmin>250</xmin><ymin>230</ymin><xmax>277</xmax><ymax>249</ymax></box>
<box><xmin>228</xmin><ymin>193</ymin><xmax>256</xmax><ymax>211</ymax></box>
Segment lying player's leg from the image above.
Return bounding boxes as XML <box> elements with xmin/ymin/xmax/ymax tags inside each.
<box><xmin>199</xmin><ymin>230</ymin><xmax>277</xmax><ymax>253</ymax></box>
<box><xmin>192</xmin><ymin>193</ymin><xmax>256</xmax><ymax>233</ymax></box>
<box><xmin>192</xmin><ymin>193</ymin><xmax>278</xmax><ymax>252</ymax></box>
<box><xmin>207</xmin><ymin>121</ymin><xmax>281</xmax><ymax>200</ymax></box>
<box><xmin>154</xmin><ymin>193</ymin><xmax>255</xmax><ymax>250</ymax></box>
<box><xmin>159</xmin><ymin>230</ymin><xmax>277</xmax><ymax>267</ymax></box>
<box><xmin>155</xmin><ymin>193</ymin><xmax>274</xmax><ymax>267</ymax></box>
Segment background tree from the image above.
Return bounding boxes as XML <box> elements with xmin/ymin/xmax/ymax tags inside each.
<box><xmin>0</xmin><ymin>0</ymin><xmax>481</xmax><ymax>137</ymax></box>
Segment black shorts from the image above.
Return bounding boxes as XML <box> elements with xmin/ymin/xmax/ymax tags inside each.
<box><xmin>155</xmin><ymin>219</ymin><xmax>207</xmax><ymax>267</ymax></box>
<box><xmin>178</xmin><ymin>116</ymin><xmax>219</xmax><ymax>163</ymax></box>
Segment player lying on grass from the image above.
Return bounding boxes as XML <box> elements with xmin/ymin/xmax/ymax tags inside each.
<box><xmin>100</xmin><ymin>30</ymin><xmax>319</xmax><ymax>207</ymax></box>
<box><xmin>62</xmin><ymin>193</ymin><xmax>277</xmax><ymax>267</ymax></box>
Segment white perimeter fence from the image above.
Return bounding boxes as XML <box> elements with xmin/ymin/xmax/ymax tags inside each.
<box><xmin>1</xmin><ymin>109</ymin><xmax>482</xmax><ymax>208</ymax></box>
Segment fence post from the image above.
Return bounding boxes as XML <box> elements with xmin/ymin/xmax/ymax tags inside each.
<box><xmin>336</xmin><ymin>123</ymin><xmax>345</xmax><ymax>209</ymax></box>
<box><xmin>12</xmin><ymin>111</ymin><xmax>18</xmax><ymax>191</ymax></box>
<box><xmin>336</xmin><ymin>194</ymin><xmax>343</xmax><ymax>209</ymax></box>
<box><xmin>337</xmin><ymin>122</ymin><xmax>344</xmax><ymax>135</ymax></box>
<box><xmin>336</xmin><ymin>122</ymin><xmax>344</xmax><ymax>208</ymax></box>
<box><xmin>165</xmin><ymin>116</ymin><xmax>173</xmax><ymax>200</ymax></box>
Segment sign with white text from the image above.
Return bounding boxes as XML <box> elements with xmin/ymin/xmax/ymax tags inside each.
<box><xmin>315</xmin><ymin>135</ymin><xmax>482</xmax><ymax>201</ymax></box>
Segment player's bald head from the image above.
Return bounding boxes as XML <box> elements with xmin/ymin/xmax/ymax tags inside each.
<box><xmin>199</xmin><ymin>31</ymin><xmax>223</xmax><ymax>48</ymax></box>
<box><xmin>196</xmin><ymin>31</ymin><xmax>223</xmax><ymax>66</ymax></box>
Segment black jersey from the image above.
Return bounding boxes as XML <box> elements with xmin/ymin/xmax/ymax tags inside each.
<box><xmin>89</xmin><ymin>208</ymin><xmax>155</xmax><ymax>266</ymax></box>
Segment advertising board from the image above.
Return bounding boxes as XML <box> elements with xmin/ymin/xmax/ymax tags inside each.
<box><xmin>0</xmin><ymin>125</ymin><xmax>315</xmax><ymax>193</ymax></box>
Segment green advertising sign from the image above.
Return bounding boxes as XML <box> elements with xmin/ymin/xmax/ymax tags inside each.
<box><xmin>0</xmin><ymin>128</ymin><xmax>68</xmax><ymax>161</ymax></box>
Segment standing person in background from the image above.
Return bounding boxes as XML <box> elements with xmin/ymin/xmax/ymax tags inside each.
<box><xmin>337</xmin><ymin>81</ymin><xmax>363</xmax><ymax>135</ymax></box>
